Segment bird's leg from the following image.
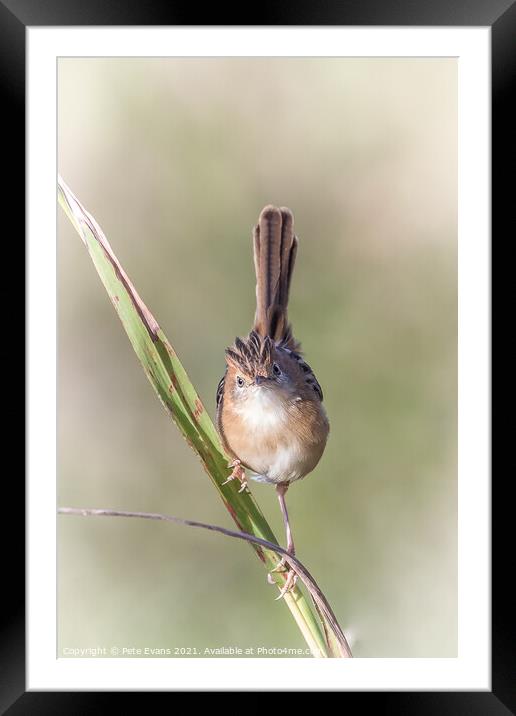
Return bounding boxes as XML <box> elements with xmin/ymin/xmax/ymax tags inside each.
<box><xmin>221</xmin><ymin>459</ymin><xmax>248</xmax><ymax>493</ymax></box>
<box><xmin>268</xmin><ymin>482</ymin><xmax>298</xmax><ymax>599</ymax></box>
<box><xmin>277</xmin><ymin>482</ymin><xmax>295</xmax><ymax>556</ymax></box>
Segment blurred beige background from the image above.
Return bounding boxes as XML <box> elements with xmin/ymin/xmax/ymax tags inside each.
<box><xmin>58</xmin><ymin>57</ymin><xmax>457</xmax><ymax>657</ymax></box>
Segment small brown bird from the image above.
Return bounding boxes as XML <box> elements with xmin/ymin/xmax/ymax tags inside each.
<box><xmin>216</xmin><ymin>205</ymin><xmax>329</xmax><ymax>598</ymax></box>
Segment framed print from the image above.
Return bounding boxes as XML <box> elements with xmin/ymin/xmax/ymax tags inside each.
<box><xmin>10</xmin><ymin>0</ymin><xmax>510</xmax><ymax>708</ymax></box>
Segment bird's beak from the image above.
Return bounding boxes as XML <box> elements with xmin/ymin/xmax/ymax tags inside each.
<box><xmin>254</xmin><ymin>375</ymin><xmax>269</xmax><ymax>386</ymax></box>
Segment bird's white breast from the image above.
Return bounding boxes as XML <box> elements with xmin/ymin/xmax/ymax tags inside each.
<box><xmin>232</xmin><ymin>387</ymin><xmax>308</xmax><ymax>483</ymax></box>
<box><xmin>234</xmin><ymin>386</ymin><xmax>288</xmax><ymax>431</ymax></box>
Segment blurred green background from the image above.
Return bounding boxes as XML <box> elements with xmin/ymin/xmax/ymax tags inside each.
<box><xmin>58</xmin><ymin>58</ymin><xmax>457</xmax><ymax>657</ymax></box>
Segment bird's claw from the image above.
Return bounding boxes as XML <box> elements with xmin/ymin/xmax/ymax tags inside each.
<box><xmin>268</xmin><ymin>555</ymin><xmax>297</xmax><ymax>598</ymax></box>
<box><xmin>222</xmin><ymin>460</ymin><xmax>248</xmax><ymax>492</ymax></box>
<box><xmin>274</xmin><ymin>568</ymin><xmax>298</xmax><ymax>600</ymax></box>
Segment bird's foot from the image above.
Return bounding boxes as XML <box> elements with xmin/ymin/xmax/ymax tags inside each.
<box><xmin>275</xmin><ymin>566</ymin><xmax>298</xmax><ymax>600</ymax></box>
<box><xmin>221</xmin><ymin>459</ymin><xmax>248</xmax><ymax>493</ymax></box>
<box><xmin>267</xmin><ymin>555</ymin><xmax>298</xmax><ymax>598</ymax></box>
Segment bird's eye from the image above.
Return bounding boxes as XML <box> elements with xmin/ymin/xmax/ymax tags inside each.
<box><xmin>272</xmin><ymin>362</ymin><xmax>281</xmax><ymax>376</ymax></box>
<box><xmin>236</xmin><ymin>376</ymin><xmax>245</xmax><ymax>387</ymax></box>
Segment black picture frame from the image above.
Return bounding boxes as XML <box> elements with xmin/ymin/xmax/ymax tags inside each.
<box><xmin>9</xmin><ymin>0</ymin><xmax>510</xmax><ymax>709</ymax></box>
